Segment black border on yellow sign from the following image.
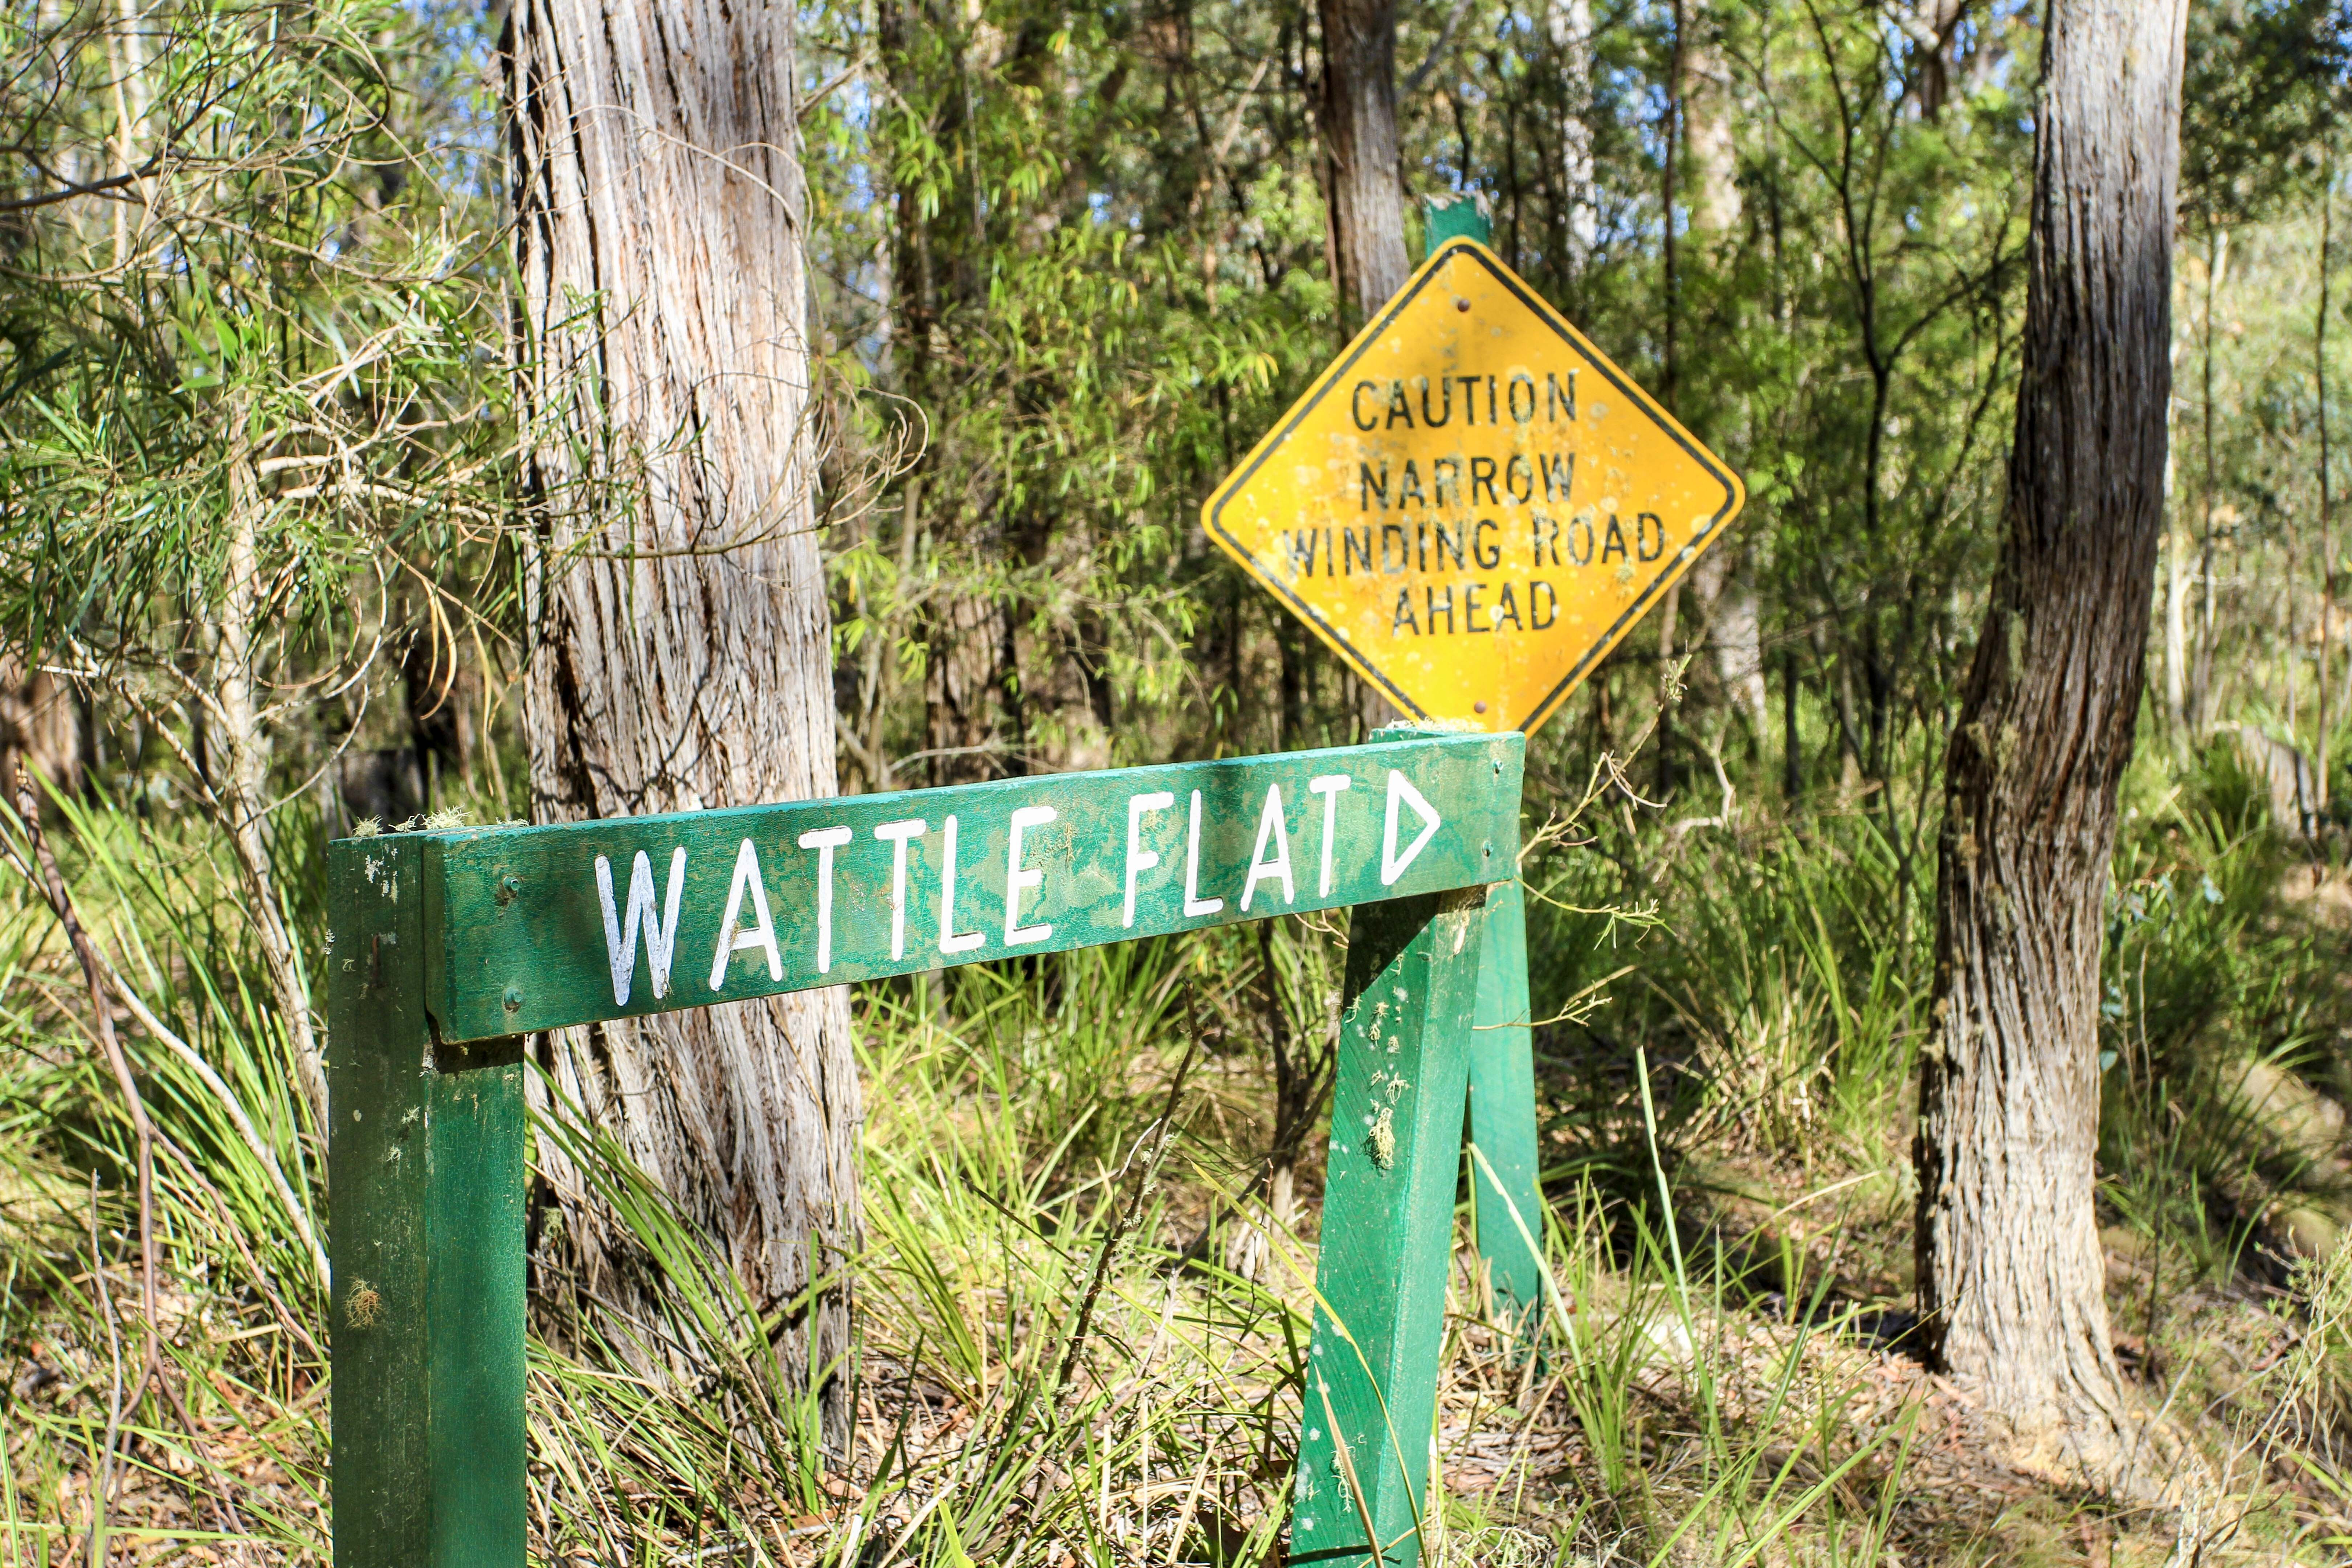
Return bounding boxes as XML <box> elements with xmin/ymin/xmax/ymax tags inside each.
<box><xmin>1201</xmin><ymin>237</ymin><xmax>1745</xmax><ymax>738</ymax></box>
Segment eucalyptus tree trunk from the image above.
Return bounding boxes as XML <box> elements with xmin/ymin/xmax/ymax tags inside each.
<box><xmin>2318</xmin><ymin>171</ymin><xmax>2335</xmax><ymax>814</ymax></box>
<box><xmin>1899</xmin><ymin>0</ymin><xmax>1971</xmax><ymax>120</ymax></box>
<box><xmin>0</xmin><ymin>666</ymin><xmax>78</xmax><ymax>801</ymax></box>
<box><xmin>1544</xmin><ymin>0</ymin><xmax>1597</xmax><ymax>268</ymax></box>
<box><xmin>506</xmin><ymin>0</ymin><xmax>859</xmax><ymax>1443</ymax></box>
<box><xmin>1670</xmin><ymin>0</ymin><xmax>1765</xmax><ymax>747</ymax></box>
<box><xmin>1319</xmin><ymin>0</ymin><xmax>1409</xmax><ymax>324</ymax></box>
<box><xmin>1318</xmin><ymin>0</ymin><xmax>1408</xmax><ymax>733</ymax></box>
<box><xmin>2165</xmin><ymin>521</ymin><xmax>2190</xmax><ymax>736</ymax></box>
<box><xmin>216</xmin><ymin>420</ymin><xmax>330</xmax><ymax>1135</ymax></box>
<box><xmin>1914</xmin><ymin>0</ymin><xmax>2186</xmax><ymax>1473</ymax></box>
<box><xmin>1678</xmin><ymin>3</ymin><xmax>1740</xmax><ymax>244</ymax></box>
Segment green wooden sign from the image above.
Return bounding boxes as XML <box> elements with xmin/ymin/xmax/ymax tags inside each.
<box><xmin>421</xmin><ymin>732</ymin><xmax>1522</xmax><ymax>1042</ymax></box>
<box><xmin>328</xmin><ymin>730</ymin><xmax>1547</xmax><ymax>1568</ymax></box>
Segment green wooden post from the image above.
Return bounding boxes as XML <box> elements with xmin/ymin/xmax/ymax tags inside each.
<box><xmin>1468</xmin><ymin>877</ymin><xmax>1547</xmax><ymax>1327</ymax></box>
<box><xmin>1422</xmin><ymin>192</ymin><xmax>1491</xmax><ymax>250</ymax></box>
<box><xmin>329</xmin><ymin>836</ymin><xmax>528</xmax><ymax>1565</ymax></box>
<box><xmin>1290</xmin><ymin>889</ymin><xmax>1487</xmax><ymax>1568</ymax></box>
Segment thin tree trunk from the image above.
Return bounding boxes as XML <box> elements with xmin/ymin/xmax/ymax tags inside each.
<box><xmin>2288</xmin><ymin>515</ymin><xmax>2301</xmax><ymax>741</ymax></box>
<box><xmin>106</xmin><ymin>0</ymin><xmax>147</xmax><ymax>268</ymax></box>
<box><xmin>2161</xmin><ymin>230</ymin><xmax>2187</xmax><ymax>747</ymax></box>
<box><xmin>1318</xmin><ymin>0</ymin><xmax>1407</xmax><ymax>734</ymax></box>
<box><xmin>1666</xmin><ymin>9</ymin><xmax>1750</xmax><ymax>786</ymax></box>
<box><xmin>1781</xmin><ymin>647</ymin><xmax>1802</xmax><ymax>801</ymax></box>
<box><xmin>215</xmin><ymin>403</ymin><xmax>328</xmax><ymax>1135</ymax></box>
<box><xmin>1695</xmin><ymin>547</ymin><xmax>1768</xmax><ymax>738</ymax></box>
<box><xmin>1680</xmin><ymin>1</ymin><xmax>1740</xmax><ymax>241</ymax></box>
<box><xmin>507</xmin><ymin>0</ymin><xmax>859</xmax><ymax>1444</ymax></box>
<box><xmin>1655</xmin><ymin>0</ymin><xmax>1689</xmax><ymax>790</ymax></box>
<box><xmin>2319</xmin><ymin>153</ymin><xmax>2335</xmax><ymax>813</ymax></box>
<box><xmin>1835</xmin><ymin>655</ymin><xmax>1862</xmax><ymax>796</ymax></box>
<box><xmin>0</xmin><ymin>664</ymin><xmax>81</xmax><ymax>802</ymax></box>
<box><xmin>1902</xmin><ymin>0</ymin><xmax>1969</xmax><ymax>119</ymax></box>
<box><xmin>1661</xmin><ymin>0</ymin><xmax>1683</xmax><ymax>417</ymax></box>
<box><xmin>2191</xmin><ymin>228</ymin><xmax>2230</xmax><ymax>734</ymax></box>
<box><xmin>2165</xmin><ymin>517</ymin><xmax>2189</xmax><ymax>739</ymax></box>
<box><xmin>1655</xmin><ymin>581</ymin><xmax>1679</xmax><ymax>797</ymax></box>
<box><xmin>1914</xmin><ymin>0</ymin><xmax>2187</xmax><ymax>1473</ymax></box>
<box><xmin>1277</xmin><ymin>613</ymin><xmax>1306</xmax><ymax>750</ymax></box>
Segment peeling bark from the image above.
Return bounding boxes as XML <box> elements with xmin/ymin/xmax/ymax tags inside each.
<box><xmin>1915</xmin><ymin>0</ymin><xmax>2188</xmax><ymax>1474</ymax></box>
<box><xmin>506</xmin><ymin>0</ymin><xmax>859</xmax><ymax>1444</ymax></box>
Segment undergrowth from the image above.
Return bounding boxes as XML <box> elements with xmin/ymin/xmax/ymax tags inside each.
<box><xmin>4</xmin><ymin>739</ymin><xmax>2352</xmax><ymax>1563</ymax></box>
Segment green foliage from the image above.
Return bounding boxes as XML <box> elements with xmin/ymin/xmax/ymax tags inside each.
<box><xmin>2091</xmin><ymin>745</ymin><xmax>2352</xmax><ymax>1308</ymax></box>
<box><xmin>2181</xmin><ymin>0</ymin><xmax>2351</xmax><ymax>233</ymax></box>
<box><xmin>11</xmin><ymin>0</ymin><xmax>2352</xmax><ymax>1558</ymax></box>
<box><xmin>807</xmin><ymin>1</ymin><xmax>1348</xmax><ymax>779</ymax></box>
<box><xmin>17</xmin><ymin>719</ymin><xmax>2352</xmax><ymax>1557</ymax></box>
<box><xmin>0</xmin><ymin>0</ymin><xmax>511</xmax><ymax>788</ymax></box>
<box><xmin>797</xmin><ymin>0</ymin><xmax>2053</xmax><ymax>800</ymax></box>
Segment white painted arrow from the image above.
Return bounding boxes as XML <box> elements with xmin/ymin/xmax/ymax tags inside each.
<box><xmin>1381</xmin><ymin>770</ymin><xmax>1442</xmax><ymax>886</ymax></box>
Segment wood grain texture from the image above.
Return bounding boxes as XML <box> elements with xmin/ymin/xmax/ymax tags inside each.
<box><xmin>1290</xmin><ymin>889</ymin><xmax>1487</xmax><ymax>1567</ymax></box>
<box><xmin>424</xmin><ymin>1040</ymin><xmax>528</xmax><ymax>1563</ymax></box>
<box><xmin>1913</xmin><ymin>0</ymin><xmax>2188</xmax><ymax>1455</ymax></box>
<box><xmin>417</xmin><ymin>732</ymin><xmax>1523</xmax><ymax>1041</ymax></box>
<box><xmin>1469</xmin><ymin>878</ymin><xmax>1546</xmax><ymax>1324</ymax></box>
<box><xmin>504</xmin><ymin>0</ymin><xmax>857</xmax><ymax>1433</ymax></box>
<box><xmin>329</xmin><ymin>838</ymin><xmax>527</xmax><ymax>1567</ymax></box>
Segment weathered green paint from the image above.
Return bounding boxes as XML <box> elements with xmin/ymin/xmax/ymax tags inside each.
<box><xmin>1422</xmin><ymin>192</ymin><xmax>1492</xmax><ymax>249</ymax></box>
<box><xmin>1291</xmin><ymin>888</ymin><xmax>1489</xmax><ymax>1568</ymax></box>
<box><xmin>329</xmin><ymin>836</ymin><xmax>527</xmax><ymax>1567</ymax></box>
<box><xmin>423</xmin><ymin>732</ymin><xmax>1522</xmax><ymax>1043</ymax></box>
<box><xmin>1469</xmin><ymin>877</ymin><xmax>1547</xmax><ymax>1323</ymax></box>
<box><xmin>424</xmin><ymin>1037</ymin><xmax>527</xmax><ymax>1561</ymax></box>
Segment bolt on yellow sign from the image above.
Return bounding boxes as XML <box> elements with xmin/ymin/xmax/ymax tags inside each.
<box><xmin>1203</xmin><ymin>238</ymin><xmax>1744</xmax><ymax>735</ymax></box>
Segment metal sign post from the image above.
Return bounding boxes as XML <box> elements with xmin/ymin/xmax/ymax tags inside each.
<box><xmin>329</xmin><ymin>731</ymin><xmax>1523</xmax><ymax>1566</ymax></box>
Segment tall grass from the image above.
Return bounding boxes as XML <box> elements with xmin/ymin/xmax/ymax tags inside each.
<box><xmin>8</xmin><ymin>740</ymin><xmax>2352</xmax><ymax>1561</ymax></box>
<box><xmin>1</xmin><ymin>789</ymin><xmax>330</xmax><ymax>1562</ymax></box>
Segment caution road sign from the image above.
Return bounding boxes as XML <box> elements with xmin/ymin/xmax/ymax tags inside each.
<box><xmin>1203</xmin><ymin>237</ymin><xmax>1744</xmax><ymax>734</ymax></box>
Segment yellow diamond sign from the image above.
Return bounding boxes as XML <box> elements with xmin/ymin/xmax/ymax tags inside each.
<box><xmin>1204</xmin><ymin>238</ymin><xmax>1744</xmax><ymax>735</ymax></box>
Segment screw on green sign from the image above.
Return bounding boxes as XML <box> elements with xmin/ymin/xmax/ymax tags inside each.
<box><xmin>329</xmin><ymin>730</ymin><xmax>1523</xmax><ymax>1566</ymax></box>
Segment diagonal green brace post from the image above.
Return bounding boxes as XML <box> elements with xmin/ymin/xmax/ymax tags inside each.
<box><xmin>1290</xmin><ymin>888</ymin><xmax>1487</xmax><ymax>1567</ymax></box>
<box><xmin>329</xmin><ymin>836</ymin><xmax>528</xmax><ymax>1565</ymax></box>
<box><xmin>1468</xmin><ymin>877</ymin><xmax>1548</xmax><ymax>1328</ymax></box>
